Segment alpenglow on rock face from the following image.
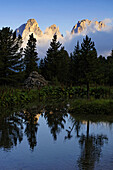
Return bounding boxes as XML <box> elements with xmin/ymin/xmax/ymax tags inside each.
<box><xmin>16</xmin><ymin>19</ymin><xmax>62</xmax><ymax>40</ymax></box>
<box><xmin>22</xmin><ymin>19</ymin><xmax>43</xmax><ymax>40</ymax></box>
<box><xmin>44</xmin><ymin>24</ymin><xmax>62</xmax><ymax>37</ymax></box>
<box><xmin>16</xmin><ymin>19</ymin><xmax>43</xmax><ymax>40</ymax></box>
<box><xmin>16</xmin><ymin>18</ymin><xmax>106</xmax><ymax>42</ymax></box>
<box><xmin>71</xmin><ymin>19</ymin><xmax>106</xmax><ymax>34</ymax></box>
<box><xmin>16</xmin><ymin>19</ymin><xmax>41</xmax><ymax>36</ymax></box>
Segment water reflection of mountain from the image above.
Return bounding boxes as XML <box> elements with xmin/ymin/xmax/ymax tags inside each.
<box><xmin>0</xmin><ymin>101</ymin><xmax>111</xmax><ymax>170</ymax></box>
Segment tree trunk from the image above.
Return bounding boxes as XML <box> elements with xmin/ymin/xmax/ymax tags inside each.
<box><xmin>109</xmin><ymin>85</ymin><xmax>111</xmax><ymax>98</ymax></box>
<box><xmin>87</xmin><ymin>82</ymin><xmax>89</xmax><ymax>99</ymax></box>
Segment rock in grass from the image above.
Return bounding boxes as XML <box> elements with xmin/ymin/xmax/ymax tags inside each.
<box><xmin>24</xmin><ymin>71</ymin><xmax>48</xmax><ymax>88</ymax></box>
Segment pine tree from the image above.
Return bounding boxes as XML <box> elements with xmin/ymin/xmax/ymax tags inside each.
<box><xmin>96</xmin><ymin>55</ymin><xmax>107</xmax><ymax>85</ymax></box>
<box><xmin>56</xmin><ymin>47</ymin><xmax>70</xmax><ymax>85</ymax></box>
<box><xmin>24</xmin><ymin>33</ymin><xmax>39</xmax><ymax>78</ymax></box>
<box><xmin>70</xmin><ymin>41</ymin><xmax>81</xmax><ymax>85</ymax></box>
<box><xmin>0</xmin><ymin>27</ymin><xmax>23</xmax><ymax>85</ymax></box>
<box><xmin>79</xmin><ymin>35</ymin><xmax>98</xmax><ymax>98</ymax></box>
<box><xmin>106</xmin><ymin>50</ymin><xmax>113</xmax><ymax>86</ymax></box>
<box><xmin>44</xmin><ymin>34</ymin><xmax>62</xmax><ymax>81</ymax></box>
<box><xmin>44</xmin><ymin>34</ymin><xmax>70</xmax><ymax>84</ymax></box>
<box><xmin>111</xmin><ymin>49</ymin><xmax>113</xmax><ymax>57</ymax></box>
<box><xmin>39</xmin><ymin>58</ymin><xmax>45</xmax><ymax>74</ymax></box>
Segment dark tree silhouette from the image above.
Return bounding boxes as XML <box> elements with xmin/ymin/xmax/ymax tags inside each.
<box><xmin>78</xmin><ymin>35</ymin><xmax>98</xmax><ymax>98</ymax></box>
<box><xmin>70</xmin><ymin>41</ymin><xmax>81</xmax><ymax>85</ymax></box>
<box><xmin>0</xmin><ymin>27</ymin><xmax>23</xmax><ymax>85</ymax></box>
<box><xmin>41</xmin><ymin>34</ymin><xmax>70</xmax><ymax>85</ymax></box>
<box><xmin>44</xmin><ymin>34</ymin><xmax>62</xmax><ymax>81</ymax></box>
<box><xmin>24</xmin><ymin>33</ymin><xmax>39</xmax><ymax>78</ymax></box>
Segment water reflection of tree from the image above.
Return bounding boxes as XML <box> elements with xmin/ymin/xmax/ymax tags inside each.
<box><xmin>0</xmin><ymin>105</ymin><xmax>42</xmax><ymax>151</ymax></box>
<box><xmin>0</xmin><ymin>113</ymin><xmax>23</xmax><ymax>151</ymax></box>
<box><xmin>77</xmin><ymin>121</ymin><xmax>108</xmax><ymax>170</ymax></box>
<box><xmin>65</xmin><ymin>116</ymin><xmax>81</xmax><ymax>140</ymax></box>
<box><xmin>20</xmin><ymin>106</ymin><xmax>41</xmax><ymax>151</ymax></box>
<box><xmin>64</xmin><ymin>116</ymin><xmax>108</xmax><ymax>170</ymax></box>
<box><xmin>44</xmin><ymin>101</ymin><xmax>68</xmax><ymax>140</ymax></box>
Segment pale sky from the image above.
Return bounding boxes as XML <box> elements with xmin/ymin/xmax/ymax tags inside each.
<box><xmin>0</xmin><ymin>0</ymin><xmax>113</xmax><ymax>34</ymax></box>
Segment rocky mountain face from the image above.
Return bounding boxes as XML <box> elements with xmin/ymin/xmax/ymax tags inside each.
<box><xmin>44</xmin><ymin>24</ymin><xmax>62</xmax><ymax>37</ymax></box>
<box><xmin>16</xmin><ymin>18</ymin><xmax>106</xmax><ymax>41</ymax></box>
<box><xmin>16</xmin><ymin>19</ymin><xmax>43</xmax><ymax>41</ymax></box>
<box><xmin>16</xmin><ymin>19</ymin><xmax>62</xmax><ymax>40</ymax></box>
<box><xmin>16</xmin><ymin>23</ymin><xmax>26</xmax><ymax>37</ymax></box>
<box><xmin>71</xmin><ymin>19</ymin><xmax>106</xmax><ymax>34</ymax></box>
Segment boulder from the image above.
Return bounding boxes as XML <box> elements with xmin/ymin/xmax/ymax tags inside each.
<box><xmin>24</xmin><ymin>71</ymin><xmax>48</xmax><ymax>88</ymax></box>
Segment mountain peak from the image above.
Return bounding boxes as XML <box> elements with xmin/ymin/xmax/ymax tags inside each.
<box><xmin>49</xmin><ymin>24</ymin><xmax>57</xmax><ymax>28</ymax></box>
<box><xmin>44</xmin><ymin>24</ymin><xmax>61</xmax><ymax>37</ymax></box>
<box><xmin>16</xmin><ymin>19</ymin><xmax>63</xmax><ymax>40</ymax></box>
<box><xmin>16</xmin><ymin>18</ymin><xmax>106</xmax><ymax>42</ymax></box>
<box><xmin>22</xmin><ymin>19</ymin><xmax>43</xmax><ymax>39</ymax></box>
<box><xmin>27</xmin><ymin>19</ymin><xmax>38</xmax><ymax>27</ymax></box>
<box><xmin>71</xmin><ymin>19</ymin><xmax>106</xmax><ymax>34</ymax></box>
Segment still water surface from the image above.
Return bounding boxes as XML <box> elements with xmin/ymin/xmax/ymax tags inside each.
<box><xmin>0</xmin><ymin>102</ymin><xmax>113</xmax><ymax>170</ymax></box>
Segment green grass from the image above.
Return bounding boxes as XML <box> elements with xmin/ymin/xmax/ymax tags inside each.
<box><xmin>0</xmin><ymin>87</ymin><xmax>39</xmax><ymax>107</ymax></box>
<box><xmin>69</xmin><ymin>99</ymin><xmax>113</xmax><ymax>115</ymax></box>
<box><xmin>1</xmin><ymin>85</ymin><xmax>113</xmax><ymax>113</ymax></box>
<box><xmin>38</xmin><ymin>85</ymin><xmax>113</xmax><ymax>99</ymax></box>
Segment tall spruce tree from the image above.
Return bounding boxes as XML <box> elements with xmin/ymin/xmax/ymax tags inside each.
<box><xmin>0</xmin><ymin>27</ymin><xmax>23</xmax><ymax>85</ymax></box>
<box><xmin>44</xmin><ymin>34</ymin><xmax>62</xmax><ymax>81</ymax></box>
<box><xmin>24</xmin><ymin>33</ymin><xmax>39</xmax><ymax>78</ymax></box>
<box><xmin>106</xmin><ymin>50</ymin><xmax>113</xmax><ymax>86</ymax></box>
<box><xmin>39</xmin><ymin>58</ymin><xmax>45</xmax><ymax>75</ymax></box>
<box><xmin>70</xmin><ymin>41</ymin><xmax>81</xmax><ymax>85</ymax></box>
<box><xmin>56</xmin><ymin>47</ymin><xmax>70</xmax><ymax>85</ymax></box>
<box><xmin>44</xmin><ymin>34</ymin><xmax>70</xmax><ymax>84</ymax></box>
<box><xmin>79</xmin><ymin>35</ymin><xmax>98</xmax><ymax>98</ymax></box>
<box><xmin>111</xmin><ymin>50</ymin><xmax>113</xmax><ymax>57</ymax></box>
<box><xmin>96</xmin><ymin>55</ymin><xmax>107</xmax><ymax>85</ymax></box>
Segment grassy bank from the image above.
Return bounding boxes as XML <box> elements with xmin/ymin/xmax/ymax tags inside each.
<box><xmin>68</xmin><ymin>99</ymin><xmax>113</xmax><ymax>115</ymax></box>
<box><xmin>38</xmin><ymin>85</ymin><xmax>113</xmax><ymax>99</ymax></box>
<box><xmin>0</xmin><ymin>87</ymin><xmax>39</xmax><ymax>107</ymax></box>
<box><xmin>1</xmin><ymin>86</ymin><xmax>113</xmax><ymax>112</ymax></box>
